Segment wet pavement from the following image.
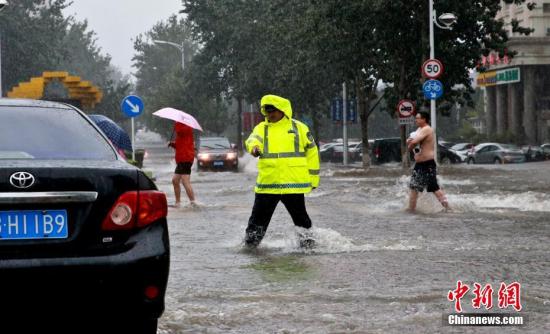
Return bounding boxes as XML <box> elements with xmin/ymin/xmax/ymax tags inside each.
<box><xmin>138</xmin><ymin>133</ymin><xmax>550</xmax><ymax>333</ymax></box>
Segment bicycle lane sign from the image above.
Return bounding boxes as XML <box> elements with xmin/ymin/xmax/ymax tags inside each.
<box><xmin>423</xmin><ymin>79</ymin><xmax>443</xmax><ymax>100</ymax></box>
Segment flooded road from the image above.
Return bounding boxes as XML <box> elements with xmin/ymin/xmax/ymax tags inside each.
<box><xmin>139</xmin><ymin>133</ymin><xmax>550</xmax><ymax>333</ymax></box>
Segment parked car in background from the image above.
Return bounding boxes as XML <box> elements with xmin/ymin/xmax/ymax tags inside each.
<box><xmin>319</xmin><ymin>141</ymin><xmax>362</xmax><ymax>162</ymax></box>
<box><xmin>371</xmin><ymin>137</ymin><xmax>461</xmax><ymax>165</ymax></box>
<box><xmin>319</xmin><ymin>142</ymin><xmax>339</xmax><ymax>151</ymax></box>
<box><xmin>467</xmin><ymin>143</ymin><xmax>525</xmax><ymax>164</ymax></box>
<box><xmin>521</xmin><ymin>145</ymin><xmax>546</xmax><ymax>162</ymax></box>
<box><xmin>542</xmin><ymin>143</ymin><xmax>550</xmax><ymax>159</ymax></box>
<box><xmin>0</xmin><ymin>99</ymin><xmax>169</xmax><ymax>332</ymax></box>
<box><xmin>450</xmin><ymin>142</ymin><xmax>474</xmax><ymax>162</ymax></box>
<box><xmin>440</xmin><ymin>140</ymin><xmax>456</xmax><ymax>148</ymax></box>
<box><xmin>438</xmin><ymin>144</ymin><xmax>463</xmax><ymax>164</ymax></box>
<box><xmin>197</xmin><ymin>136</ymin><xmax>238</xmax><ymax>171</ymax></box>
<box><xmin>319</xmin><ymin>142</ymin><xmax>340</xmax><ymax>162</ymax></box>
<box><xmin>371</xmin><ymin>138</ymin><xmax>401</xmax><ymax>164</ymax></box>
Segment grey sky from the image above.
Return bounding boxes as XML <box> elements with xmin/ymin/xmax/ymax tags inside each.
<box><xmin>63</xmin><ymin>0</ymin><xmax>182</xmax><ymax>76</ymax></box>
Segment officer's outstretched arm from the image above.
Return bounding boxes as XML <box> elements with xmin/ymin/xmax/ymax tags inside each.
<box><xmin>245</xmin><ymin>123</ymin><xmax>265</xmax><ymax>155</ymax></box>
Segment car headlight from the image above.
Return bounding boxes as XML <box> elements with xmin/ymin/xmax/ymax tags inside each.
<box><xmin>198</xmin><ymin>153</ymin><xmax>210</xmax><ymax>160</ymax></box>
<box><xmin>226</xmin><ymin>152</ymin><xmax>237</xmax><ymax>160</ymax></box>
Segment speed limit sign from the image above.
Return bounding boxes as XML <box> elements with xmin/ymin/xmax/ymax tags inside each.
<box><xmin>422</xmin><ymin>59</ymin><xmax>444</xmax><ymax>79</ymax></box>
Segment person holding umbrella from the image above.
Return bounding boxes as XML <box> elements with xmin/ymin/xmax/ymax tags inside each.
<box><xmin>153</xmin><ymin>108</ymin><xmax>203</xmax><ymax>208</ymax></box>
<box><xmin>168</xmin><ymin>122</ymin><xmax>196</xmax><ymax>207</ymax></box>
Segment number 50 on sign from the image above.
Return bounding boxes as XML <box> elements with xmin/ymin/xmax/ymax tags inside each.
<box><xmin>422</xmin><ymin>59</ymin><xmax>444</xmax><ymax>79</ymax></box>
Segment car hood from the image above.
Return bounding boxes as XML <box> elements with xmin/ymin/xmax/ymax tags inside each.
<box><xmin>198</xmin><ymin>149</ymin><xmax>232</xmax><ymax>154</ymax></box>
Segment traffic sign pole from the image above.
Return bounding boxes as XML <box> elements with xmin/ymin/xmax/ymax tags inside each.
<box><xmin>343</xmin><ymin>82</ymin><xmax>348</xmax><ymax>166</ymax></box>
<box><xmin>131</xmin><ymin>119</ymin><xmax>135</xmax><ymax>161</ymax></box>
<box><xmin>429</xmin><ymin>0</ymin><xmax>438</xmax><ymax>163</ymax></box>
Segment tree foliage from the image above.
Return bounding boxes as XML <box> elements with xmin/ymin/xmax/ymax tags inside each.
<box><xmin>133</xmin><ymin>15</ymin><xmax>229</xmax><ymax>138</ymax></box>
<box><xmin>0</xmin><ymin>0</ymin><xmax>131</xmax><ymax>123</ymax></box>
<box><xmin>156</xmin><ymin>1</ymin><xmax>533</xmax><ymax>165</ymax></box>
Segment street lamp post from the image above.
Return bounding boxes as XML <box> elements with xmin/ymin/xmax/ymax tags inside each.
<box><xmin>153</xmin><ymin>39</ymin><xmax>185</xmax><ymax>71</ymax></box>
<box><xmin>428</xmin><ymin>0</ymin><xmax>456</xmax><ymax>161</ymax></box>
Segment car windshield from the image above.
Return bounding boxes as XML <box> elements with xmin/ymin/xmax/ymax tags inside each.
<box><xmin>0</xmin><ymin>106</ymin><xmax>116</xmax><ymax>160</ymax></box>
<box><xmin>200</xmin><ymin>138</ymin><xmax>231</xmax><ymax>149</ymax></box>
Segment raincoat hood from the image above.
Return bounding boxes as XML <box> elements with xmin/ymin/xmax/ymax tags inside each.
<box><xmin>260</xmin><ymin>94</ymin><xmax>292</xmax><ymax>118</ymax></box>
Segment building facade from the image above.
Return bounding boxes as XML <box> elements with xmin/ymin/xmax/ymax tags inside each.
<box><xmin>477</xmin><ymin>0</ymin><xmax>550</xmax><ymax>144</ymax></box>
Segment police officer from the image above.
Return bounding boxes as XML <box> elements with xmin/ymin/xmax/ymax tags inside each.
<box><xmin>244</xmin><ymin>94</ymin><xmax>320</xmax><ymax>248</ymax></box>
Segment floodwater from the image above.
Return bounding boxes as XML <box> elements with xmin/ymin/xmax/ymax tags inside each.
<box><xmin>138</xmin><ymin>132</ymin><xmax>550</xmax><ymax>334</ymax></box>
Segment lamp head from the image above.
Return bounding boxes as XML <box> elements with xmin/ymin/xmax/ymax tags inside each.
<box><xmin>438</xmin><ymin>13</ymin><xmax>457</xmax><ymax>28</ymax></box>
<box><xmin>0</xmin><ymin>0</ymin><xmax>8</xmax><ymax>11</ymax></box>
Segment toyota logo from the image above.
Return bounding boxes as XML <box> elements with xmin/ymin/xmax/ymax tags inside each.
<box><xmin>9</xmin><ymin>172</ymin><xmax>35</xmax><ymax>189</ymax></box>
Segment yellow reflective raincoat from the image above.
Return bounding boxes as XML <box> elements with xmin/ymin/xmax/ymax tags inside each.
<box><xmin>245</xmin><ymin>95</ymin><xmax>320</xmax><ymax>194</ymax></box>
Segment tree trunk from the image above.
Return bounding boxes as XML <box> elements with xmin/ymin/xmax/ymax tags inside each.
<box><xmin>237</xmin><ymin>96</ymin><xmax>243</xmax><ymax>154</ymax></box>
<box><xmin>312</xmin><ymin>103</ymin><xmax>321</xmax><ymax>147</ymax></box>
<box><xmin>356</xmin><ymin>75</ymin><xmax>371</xmax><ymax>168</ymax></box>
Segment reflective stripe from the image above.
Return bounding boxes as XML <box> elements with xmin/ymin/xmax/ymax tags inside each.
<box><xmin>291</xmin><ymin>120</ymin><xmax>300</xmax><ymax>153</ymax></box>
<box><xmin>260</xmin><ymin>152</ymin><xmax>306</xmax><ymax>159</ymax></box>
<box><xmin>305</xmin><ymin>142</ymin><xmax>316</xmax><ymax>149</ymax></box>
<box><xmin>263</xmin><ymin>125</ymin><xmax>269</xmax><ymax>154</ymax></box>
<box><xmin>249</xmin><ymin>134</ymin><xmax>263</xmax><ymax>144</ymax></box>
<box><xmin>308</xmin><ymin>169</ymin><xmax>320</xmax><ymax>175</ymax></box>
<box><xmin>256</xmin><ymin>183</ymin><xmax>312</xmax><ymax>189</ymax></box>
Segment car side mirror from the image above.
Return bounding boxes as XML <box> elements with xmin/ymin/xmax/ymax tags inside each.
<box><xmin>231</xmin><ymin>143</ymin><xmax>237</xmax><ymax>150</ymax></box>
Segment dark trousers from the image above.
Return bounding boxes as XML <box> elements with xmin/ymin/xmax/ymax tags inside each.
<box><xmin>245</xmin><ymin>193</ymin><xmax>312</xmax><ymax>246</ymax></box>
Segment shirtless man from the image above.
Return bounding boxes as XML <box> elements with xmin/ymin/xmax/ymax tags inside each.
<box><xmin>406</xmin><ymin>111</ymin><xmax>450</xmax><ymax>212</ymax></box>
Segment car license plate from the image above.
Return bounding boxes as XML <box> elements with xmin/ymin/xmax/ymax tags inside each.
<box><xmin>0</xmin><ymin>210</ymin><xmax>68</xmax><ymax>240</ymax></box>
<box><xmin>213</xmin><ymin>161</ymin><xmax>224</xmax><ymax>167</ymax></box>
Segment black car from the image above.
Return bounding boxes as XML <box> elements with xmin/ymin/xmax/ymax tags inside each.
<box><xmin>0</xmin><ymin>99</ymin><xmax>169</xmax><ymax>332</ymax></box>
<box><xmin>371</xmin><ymin>138</ymin><xmax>401</xmax><ymax>164</ymax></box>
<box><xmin>437</xmin><ymin>144</ymin><xmax>462</xmax><ymax>164</ymax></box>
<box><xmin>197</xmin><ymin>136</ymin><xmax>239</xmax><ymax>171</ymax></box>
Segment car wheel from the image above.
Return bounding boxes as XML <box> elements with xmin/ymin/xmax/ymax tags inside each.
<box><xmin>440</xmin><ymin>157</ymin><xmax>451</xmax><ymax>165</ymax></box>
<box><xmin>494</xmin><ymin>158</ymin><xmax>502</xmax><ymax>164</ymax></box>
<box><xmin>467</xmin><ymin>158</ymin><xmax>475</xmax><ymax>164</ymax></box>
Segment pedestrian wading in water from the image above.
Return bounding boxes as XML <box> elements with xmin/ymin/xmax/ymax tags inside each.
<box><xmin>244</xmin><ymin>94</ymin><xmax>320</xmax><ymax>248</ymax></box>
<box><xmin>406</xmin><ymin>111</ymin><xmax>450</xmax><ymax>213</ymax></box>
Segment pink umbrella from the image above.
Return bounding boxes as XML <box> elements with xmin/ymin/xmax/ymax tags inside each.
<box><xmin>152</xmin><ymin>107</ymin><xmax>203</xmax><ymax>132</ymax></box>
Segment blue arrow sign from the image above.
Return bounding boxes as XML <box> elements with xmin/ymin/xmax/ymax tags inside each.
<box><xmin>423</xmin><ymin>80</ymin><xmax>443</xmax><ymax>100</ymax></box>
<box><xmin>121</xmin><ymin>95</ymin><xmax>144</xmax><ymax>118</ymax></box>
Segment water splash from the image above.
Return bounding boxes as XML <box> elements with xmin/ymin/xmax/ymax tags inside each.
<box><xmin>258</xmin><ymin>227</ymin><xmax>422</xmax><ymax>254</ymax></box>
<box><xmin>449</xmin><ymin>191</ymin><xmax>550</xmax><ymax>212</ymax></box>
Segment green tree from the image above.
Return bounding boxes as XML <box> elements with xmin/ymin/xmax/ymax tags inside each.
<box><xmin>1</xmin><ymin>0</ymin><xmax>69</xmax><ymax>93</ymax></box>
<box><xmin>133</xmin><ymin>15</ymin><xmax>228</xmax><ymax>138</ymax></box>
<box><xmin>1</xmin><ymin>0</ymin><xmax>132</xmax><ymax>123</ymax></box>
<box><xmin>178</xmin><ymin>0</ymin><xmax>533</xmax><ymax>166</ymax></box>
